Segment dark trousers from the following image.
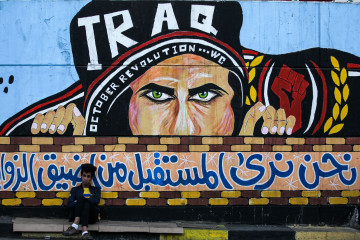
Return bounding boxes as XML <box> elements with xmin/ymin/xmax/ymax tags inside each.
<box><xmin>70</xmin><ymin>198</ymin><xmax>99</xmax><ymax>227</ymax></box>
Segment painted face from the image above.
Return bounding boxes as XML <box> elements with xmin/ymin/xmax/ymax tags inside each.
<box><xmin>129</xmin><ymin>54</ymin><xmax>235</xmax><ymax>135</ymax></box>
<box><xmin>81</xmin><ymin>172</ymin><xmax>92</xmax><ymax>187</ymax></box>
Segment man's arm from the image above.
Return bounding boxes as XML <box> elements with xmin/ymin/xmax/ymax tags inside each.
<box><xmin>87</xmin><ymin>187</ymin><xmax>100</xmax><ymax>205</ymax></box>
<box><xmin>67</xmin><ymin>187</ymin><xmax>78</xmax><ymax>208</ymax></box>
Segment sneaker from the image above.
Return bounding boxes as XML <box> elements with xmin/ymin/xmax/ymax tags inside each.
<box><xmin>62</xmin><ymin>226</ymin><xmax>78</xmax><ymax>236</ymax></box>
<box><xmin>82</xmin><ymin>232</ymin><xmax>94</xmax><ymax>240</ymax></box>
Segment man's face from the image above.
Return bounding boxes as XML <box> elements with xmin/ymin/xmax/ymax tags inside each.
<box><xmin>129</xmin><ymin>54</ymin><xmax>235</xmax><ymax>135</ymax></box>
<box><xmin>81</xmin><ymin>171</ymin><xmax>92</xmax><ymax>187</ymax></box>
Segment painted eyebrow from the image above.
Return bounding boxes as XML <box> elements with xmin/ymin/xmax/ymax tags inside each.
<box><xmin>137</xmin><ymin>83</ymin><xmax>175</xmax><ymax>96</ymax></box>
<box><xmin>188</xmin><ymin>83</ymin><xmax>228</xmax><ymax>96</ymax></box>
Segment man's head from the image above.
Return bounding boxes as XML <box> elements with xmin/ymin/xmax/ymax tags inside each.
<box><xmin>80</xmin><ymin>163</ymin><xmax>97</xmax><ymax>187</ymax></box>
<box><xmin>128</xmin><ymin>54</ymin><xmax>235</xmax><ymax>135</ymax></box>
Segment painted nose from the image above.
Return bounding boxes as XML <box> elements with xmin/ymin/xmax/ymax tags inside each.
<box><xmin>172</xmin><ymin>101</ymin><xmax>200</xmax><ymax>135</ymax></box>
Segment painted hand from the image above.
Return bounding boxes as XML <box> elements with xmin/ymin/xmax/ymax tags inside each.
<box><xmin>31</xmin><ymin>103</ymin><xmax>85</xmax><ymax>135</ymax></box>
<box><xmin>239</xmin><ymin>102</ymin><xmax>296</xmax><ymax>136</ymax></box>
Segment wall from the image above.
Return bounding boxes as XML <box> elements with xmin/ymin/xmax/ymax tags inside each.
<box><xmin>0</xmin><ymin>0</ymin><xmax>360</xmax><ymax>223</ymax></box>
<box><xmin>0</xmin><ymin>136</ymin><xmax>359</xmax><ymax>209</ymax></box>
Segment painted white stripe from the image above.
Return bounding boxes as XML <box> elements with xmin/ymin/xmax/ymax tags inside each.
<box><xmin>244</xmin><ymin>55</ymin><xmax>254</xmax><ymax>60</ymax></box>
<box><xmin>229</xmin><ymin>70</ymin><xmax>244</xmax><ymax>106</ymax></box>
<box><xmin>6</xmin><ymin>92</ymin><xmax>84</xmax><ymax>136</ymax></box>
<box><xmin>85</xmin><ymin>38</ymin><xmax>246</xmax><ymax>134</ymax></box>
<box><xmin>349</xmin><ymin>71</ymin><xmax>360</xmax><ymax>77</ymax></box>
<box><xmin>304</xmin><ymin>64</ymin><xmax>318</xmax><ymax>134</ymax></box>
<box><xmin>264</xmin><ymin>63</ymin><xmax>275</xmax><ymax>107</ymax></box>
<box><xmin>107</xmin><ymin>86</ymin><xmax>130</xmax><ymax>114</ymax></box>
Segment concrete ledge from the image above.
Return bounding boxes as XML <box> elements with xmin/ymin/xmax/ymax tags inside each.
<box><xmin>79</xmin><ymin>223</ymin><xmax>99</xmax><ymax>232</ymax></box>
<box><xmin>290</xmin><ymin>226</ymin><xmax>360</xmax><ymax>240</ymax></box>
<box><xmin>98</xmin><ymin>221</ymin><xmax>149</xmax><ymax>233</ymax></box>
<box><xmin>149</xmin><ymin>222</ymin><xmax>183</xmax><ymax>234</ymax></box>
<box><xmin>8</xmin><ymin>219</ymin><xmax>360</xmax><ymax>240</ymax></box>
<box><xmin>3</xmin><ymin>205</ymin><xmax>358</xmax><ymax>226</ymax></box>
<box><xmin>13</xmin><ymin>218</ymin><xmax>183</xmax><ymax>234</ymax></box>
<box><xmin>13</xmin><ymin>218</ymin><xmax>66</xmax><ymax>232</ymax></box>
<box><xmin>22</xmin><ymin>232</ymin><xmax>79</xmax><ymax>239</ymax></box>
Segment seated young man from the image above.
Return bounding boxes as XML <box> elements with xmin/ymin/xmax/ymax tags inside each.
<box><xmin>63</xmin><ymin>163</ymin><xmax>100</xmax><ymax>240</ymax></box>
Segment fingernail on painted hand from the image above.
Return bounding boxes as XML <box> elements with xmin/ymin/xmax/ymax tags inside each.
<box><xmin>73</xmin><ymin>106</ymin><xmax>81</xmax><ymax>117</ymax></box>
<box><xmin>279</xmin><ymin>127</ymin><xmax>285</xmax><ymax>134</ymax></box>
<box><xmin>58</xmin><ymin>124</ymin><xmax>65</xmax><ymax>132</ymax></box>
<box><xmin>271</xmin><ymin>126</ymin><xmax>277</xmax><ymax>133</ymax></box>
<box><xmin>31</xmin><ymin>123</ymin><xmax>38</xmax><ymax>129</ymax></box>
<box><xmin>287</xmin><ymin>128</ymin><xmax>292</xmax><ymax>135</ymax></box>
<box><xmin>262</xmin><ymin>127</ymin><xmax>268</xmax><ymax>134</ymax></box>
<box><xmin>49</xmin><ymin>124</ymin><xmax>56</xmax><ymax>132</ymax></box>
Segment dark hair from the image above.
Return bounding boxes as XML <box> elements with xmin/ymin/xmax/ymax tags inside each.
<box><xmin>104</xmin><ymin>88</ymin><xmax>133</xmax><ymax>135</ymax></box>
<box><xmin>81</xmin><ymin>163</ymin><xmax>97</xmax><ymax>178</ymax></box>
<box><xmin>228</xmin><ymin>70</ymin><xmax>247</xmax><ymax>136</ymax></box>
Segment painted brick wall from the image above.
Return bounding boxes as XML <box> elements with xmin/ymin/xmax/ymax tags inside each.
<box><xmin>0</xmin><ymin>136</ymin><xmax>359</xmax><ymax>207</ymax></box>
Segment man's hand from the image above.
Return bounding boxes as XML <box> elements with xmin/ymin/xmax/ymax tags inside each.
<box><xmin>240</xmin><ymin>102</ymin><xmax>296</xmax><ymax>136</ymax></box>
<box><xmin>31</xmin><ymin>103</ymin><xmax>85</xmax><ymax>135</ymax></box>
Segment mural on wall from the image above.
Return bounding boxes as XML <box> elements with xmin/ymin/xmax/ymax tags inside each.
<box><xmin>0</xmin><ymin>1</ymin><xmax>359</xmax><ymax>137</ymax></box>
<box><xmin>0</xmin><ymin>152</ymin><xmax>357</xmax><ymax>191</ymax></box>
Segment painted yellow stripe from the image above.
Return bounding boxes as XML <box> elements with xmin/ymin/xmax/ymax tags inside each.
<box><xmin>291</xmin><ymin>226</ymin><xmax>360</xmax><ymax>240</ymax></box>
<box><xmin>16</xmin><ymin>192</ymin><xmax>36</xmax><ymax>198</ymax></box>
<box><xmin>160</xmin><ymin>228</ymin><xmax>228</xmax><ymax>240</ymax></box>
<box><xmin>101</xmin><ymin>192</ymin><xmax>118</xmax><ymax>199</ymax></box>
<box><xmin>295</xmin><ymin>231</ymin><xmax>360</xmax><ymax>240</ymax></box>
<box><xmin>2</xmin><ymin>199</ymin><xmax>21</xmax><ymax>206</ymax></box>
<box><xmin>42</xmin><ymin>199</ymin><xmax>63</xmax><ymax>206</ymax></box>
<box><xmin>56</xmin><ymin>192</ymin><xmax>70</xmax><ymax>198</ymax></box>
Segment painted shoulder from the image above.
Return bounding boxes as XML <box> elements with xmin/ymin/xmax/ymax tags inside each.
<box><xmin>242</xmin><ymin>48</ymin><xmax>360</xmax><ymax>136</ymax></box>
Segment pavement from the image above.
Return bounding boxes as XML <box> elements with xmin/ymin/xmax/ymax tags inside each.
<box><xmin>1</xmin><ymin>217</ymin><xmax>360</xmax><ymax>240</ymax></box>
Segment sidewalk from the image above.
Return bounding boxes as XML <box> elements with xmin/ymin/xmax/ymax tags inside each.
<box><xmin>2</xmin><ymin>217</ymin><xmax>360</xmax><ymax>240</ymax></box>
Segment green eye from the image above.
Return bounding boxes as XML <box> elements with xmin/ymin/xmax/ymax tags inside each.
<box><xmin>189</xmin><ymin>91</ymin><xmax>219</xmax><ymax>102</ymax></box>
<box><xmin>198</xmin><ymin>91</ymin><xmax>208</xmax><ymax>98</ymax></box>
<box><xmin>144</xmin><ymin>90</ymin><xmax>173</xmax><ymax>102</ymax></box>
<box><xmin>152</xmin><ymin>91</ymin><xmax>162</xmax><ymax>98</ymax></box>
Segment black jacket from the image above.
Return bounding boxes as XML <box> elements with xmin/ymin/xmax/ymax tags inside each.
<box><xmin>67</xmin><ymin>184</ymin><xmax>101</xmax><ymax>209</ymax></box>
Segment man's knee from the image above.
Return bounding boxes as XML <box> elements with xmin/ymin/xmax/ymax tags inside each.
<box><xmin>74</xmin><ymin>197</ymin><xmax>85</xmax><ymax>209</ymax></box>
<box><xmin>83</xmin><ymin>199</ymin><xmax>93</xmax><ymax>210</ymax></box>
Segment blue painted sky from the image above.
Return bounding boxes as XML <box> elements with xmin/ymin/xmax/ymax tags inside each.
<box><xmin>240</xmin><ymin>2</ymin><xmax>360</xmax><ymax>55</ymax></box>
<box><xmin>0</xmin><ymin>1</ymin><xmax>359</xmax><ymax>124</ymax></box>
